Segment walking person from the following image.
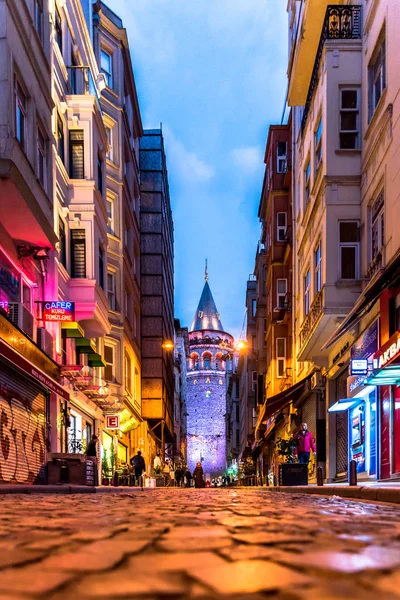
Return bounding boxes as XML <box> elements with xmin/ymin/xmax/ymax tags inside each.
<box><xmin>85</xmin><ymin>434</ymin><xmax>99</xmax><ymax>486</ymax></box>
<box><xmin>294</xmin><ymin>423</ymin><xmax>316</xmax><ymax>465</ymax></box>
<box><xmin>130</xmin><ymin>450</ymin><xmax>146</xmax><ymax>489</ymax></box>
<box><xmin>185</xmin><ymin>467</ymin><xmax>192</xmax><ymax>487</ymax></box>
<box><xmin>175</xmin><ymin>465</ymin><xmax>183</xmax><ymax>487</ymax></box>
<box><xmin>193</xmin><ymin>462</ymin><xmax>205</xmax><ymax>488</ymax></box>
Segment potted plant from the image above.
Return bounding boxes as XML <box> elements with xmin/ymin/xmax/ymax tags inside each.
<box><xmin>238</xmin><ymin>457</ymin><xmax>256</xmax><ymax>486</ymax></box>
<box><xmin>275</xmin><ymin>437</ymin><xmax>308</xmax><ymax>486</ymax></box>
<box><xmin>102</xmin><ymin>450</ymin><xmax>110</xmax><ymax>486</ymax></box>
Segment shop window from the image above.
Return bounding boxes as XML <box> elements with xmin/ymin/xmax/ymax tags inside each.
<box><xmin>70</xmin><ymin>229</ymin><xmax>86</xmax><ymax>278</ymax></box>
<box><xmin>276</xmin><ymin>141</ymin><xmax>287</xmax><ymax>173</ymax></box>
<box><xmin>69</xmin><ymin>130</ymin><xmax>84</xmax><ymax>179</ymax></box>
<box><xmin>339</xmin><ymin>221</ymin><xmax>359</xmax><ymax>279</ymax></box>
<box><xmin>277</xmin><ymin>212</ymin><xmax>287</xmax><ymax>242</ymax></box>
<box><xmin>368</xmin><ymin>32</ymin><xmax>386</xmax><ymax>122</ymax></box>
<box><xmin>276</xmin><ymin>338</ymin><xmax>286</xmax><ymax>378</ymax></box>
<box><xmin>340</xmin><ymin>89</ymin><xmax>359</xmax><ymax>149</ymax></box>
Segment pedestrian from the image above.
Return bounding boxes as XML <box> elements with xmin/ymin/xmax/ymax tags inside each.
<box><xmin>294</xmin><ymin>423</ymin><xmax>316</xmax><ymax>465</ymax></box>
<box><xmin>163</xmin><ymin>458</ymin><xmax>171</xmax><ymax>486</ymax></box>
<box><xmin>193</xmin><ymin>462</ymin><xmax>205</xmax><ymax>488</ymax></box>
<box><xmin>175</xmin><ymin>465</ymin><xmax>183</xmax><ymax>487</ymax></box>
<box><xmin>153</xmin><ymin>452</ymin><xmax>162</xmax><ymax>473</ymax></box>
<box><xmin>185</xmin><ymin>467</ymin><xmax>192</xmax><ymax>487</ymax></box>
<box><xmin>226</xmin><ymin>474</ymin><xmax>231</xmax><ymax>486</ymax></box>
<box><xmin>85</xmin><ymin>434</ymin><xmax>98</xmax><ymax>486</ymax></box>
<box><xmin>130</xmin><ymin>450</ymin><xmax>146</xmax><ymax>489</ymax></box>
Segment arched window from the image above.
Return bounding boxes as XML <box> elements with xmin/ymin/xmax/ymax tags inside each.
<box><xmin>203</xmin><ymin>352</ymin><xmax>212</xmax><ymax>369</ymax></box>
<box><xmin>190</xmin><ymin>353</ymin><xmax>199</xmax><ymax>370</ymax></box>
<box><xmin>215</xmin><ymin>353</ymin><xmax>224</xmax><ymax>370</ymax></box>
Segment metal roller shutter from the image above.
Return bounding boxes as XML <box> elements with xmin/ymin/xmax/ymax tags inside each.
<box><xmin>0</xmin><ymin>359</ymin><xmax>47</xmax><ymax>484</ymax></box>
<box><xmin>301</xmin><ymin>396</ymin><xmax>317</xmax><ymax>438</ymax></box>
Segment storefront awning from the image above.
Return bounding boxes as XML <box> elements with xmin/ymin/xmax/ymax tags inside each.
<box><xmin>323</xmin><ymin>249</ymin><xmax>400</xmax><ymax>350</ymax></box>
<box><xmin>365</xmin><ymin>364</ymin><xmax>400</xmax><ymax>386</ymax></box>
<box><xmin>262</xmin><ymin>374</ymin><xmax>313</xmax><ymax>424</ymax></box>
<box><xmin>328</xmin><ymin>398</ymin><xmax>357</xmax><ymax>413</ymax></box>
<box><xmin>61</xmin><ymin>322</ymin><xmax>84</xmax><ymax>338</ymax></box>
<box><xmin>88</xmin><ymin>353</ymin><xmax>106</xmax><ymax>368</ymax></box>
<box><xmin>75</xmin><ymin>338</ymin><xmax>97</xmax><ymax>354</ymax></box>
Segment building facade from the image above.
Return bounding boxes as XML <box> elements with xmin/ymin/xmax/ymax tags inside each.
<box><xmin>139</xmin><ymin>129</ymin><xmax>174</xmax><ymax>461</ymax></box>
<box><xmin>186</xmin><ymin>276</ymin><xmax>234</xmax><ymax>477</ymax></box>
<box><xmin>173</xmin><ymin>319</ymin><xmax>189</xmax><ymax>464</ymax></box>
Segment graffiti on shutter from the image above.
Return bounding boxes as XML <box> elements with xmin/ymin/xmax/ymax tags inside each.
<box><xmin>0</xmin><ymin>362</ymin><xmax>47</xmax><ymax>484</ymax></box>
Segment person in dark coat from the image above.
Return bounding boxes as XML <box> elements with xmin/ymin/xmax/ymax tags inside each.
<box><xmin>185</xmin><ymin>468</ymin><xmax>192</xmax><ymax>487</ymax></box>
<box><xmin>175</xmin><ymin>466</ymin><xmax>183</xmax><ymax>487</ymax></box>
<box><xmin>85</xmin><ymin>434</ymin><xmax>98</xmax><ymax>485</ymax></box>
<box><xmin>193</xmin><ymin>462</ymin><xmax>205</xmax><ymax>488</ymax></box>
<box><xmin>130</xmin><ymin>450</ymin><xmax>146</xmax><ymax>489</ymax></box>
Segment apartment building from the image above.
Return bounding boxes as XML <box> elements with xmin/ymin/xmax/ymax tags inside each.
<box><xmin>173</xmin><ymin>319</ymin><xmax>189</xmax><ymax>464</ymax></box>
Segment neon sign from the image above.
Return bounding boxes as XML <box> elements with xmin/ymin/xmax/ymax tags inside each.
<box><xmin>42</xmin><ymin>301</ymin><xmax>75</xmax><ymax>322</ymax></box>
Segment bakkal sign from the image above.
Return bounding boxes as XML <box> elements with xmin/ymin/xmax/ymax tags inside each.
<box><xmin>373</xmin><ymin>331</ymin><xmax>400</xmax><ymax>369</ymax></box>
<box><xmin>105</xmin><ymin>414</ymin><xmax>120</xmax><ymax>430</ymax></box>
<box><xmin>43</xmin><ymin>301</ymin><xmax>75</xmax><ymax>322</ymax></box>
<box><xmin>350</xmin><ymin>359</ymin><xmax>368</xmax><ymax>376</ymax></box>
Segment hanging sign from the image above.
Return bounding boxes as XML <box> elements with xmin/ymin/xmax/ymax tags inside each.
<box><xmin>42</xmin><ymin>301</ymin><xmax>75</xmax><ymax>322</ymax></box>
<box><xmin>105</xmin><ymin>414</ymin><xmax>120</xmax><ymax>430</ymax></box>
<box><xmin>373</xmin><ymin>331</ymin><xmax>400</xmax><ymax>369</ymax></box>
<box><xmin>350</xmin><ymin>359</ymin><xmax>368</xmax><ymax>376</ymax></box>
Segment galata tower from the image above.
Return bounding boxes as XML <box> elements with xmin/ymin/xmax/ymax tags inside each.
<box><xmin>186</xmin><ymin>268</ymin><xmax>234</xmax><ymax>477</ymax></box>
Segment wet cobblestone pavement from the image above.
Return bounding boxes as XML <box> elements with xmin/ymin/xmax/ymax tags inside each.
<box><xmin>1</xmin><ymin>489</ymin><xmax>400</xmax><ymax>599</ymax></box>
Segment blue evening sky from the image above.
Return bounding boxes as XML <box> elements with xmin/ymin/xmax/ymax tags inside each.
<box><xmin>112</xmin><ymin>0</ymin><xmax>288</xmax><ymax>338</ymax></box>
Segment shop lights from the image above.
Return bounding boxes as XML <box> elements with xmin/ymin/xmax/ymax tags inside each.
<box><xmin>365</xmin><ymin>365</ymin><xmax>400</xmax><ymax>386</ymax></box>
<box><xmin>328</xmin><ymin>399</ymin><xmax>357</xmax><ymax>413</ymax></box>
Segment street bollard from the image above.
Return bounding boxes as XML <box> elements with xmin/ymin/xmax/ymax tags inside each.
<box><xmin>113</xmin><ymin>471</ymin><xmax>119</xmax><ymax>487</ymax></box>
<box><xmin>317</xmin><ymin>466</ymin><xmax>324</xmax><ymax>486</ymax></box>
<box><xmin>349</xmin><ymin>460</ymin><xmax>357</xmax><ymax>486</ymax></box>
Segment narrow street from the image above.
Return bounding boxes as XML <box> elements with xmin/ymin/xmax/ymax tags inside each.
<box><xmin>0</xmin><ymin>490</ymin><xmax>400</xmax><ymax>599</ymax></box>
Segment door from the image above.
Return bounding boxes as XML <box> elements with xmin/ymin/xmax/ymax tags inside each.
<box><xmin>380</xmin><ymin>386</ymin><xmax>391</xmax><ymax>479</ymax></box>
<box><xmin>393</xmin><ymin>386</ymin><xmax>400</xmax><ymax>474</ymax></box>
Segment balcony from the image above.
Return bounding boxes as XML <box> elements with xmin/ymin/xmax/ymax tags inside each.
<box><xmin>68</xmin><ymin>279</ymin><xmax>110</xmax><ymax>338</ymax></box>
<box><xmin>66</xmin><ymin>66</ymin><xmax>104</xmax><ymax>114</ymax></box>
<box><xmin>289</xmin><ymin>4</ymin><xmax>362</xmax><ymax>107</ymax></box>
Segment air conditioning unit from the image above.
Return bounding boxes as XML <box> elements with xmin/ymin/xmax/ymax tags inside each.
<box><xmin>8</xmin><ymin>303</ymin><xmax>35</xmax><ymax>339</ymax></box>
<box><xmin>311</xmin><ymin>371</ymin><xmax>325</xmax><ymax>391</ymax></box>
<box><xmin>36</xmin><ymin>327</ymin><xmax>55</xmax><ymax>358</ymax></box>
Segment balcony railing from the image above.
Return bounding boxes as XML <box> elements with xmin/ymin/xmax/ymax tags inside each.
<box><xmin>299</xmin><ymin>288</ymin><xmax>324</xmax><ymax>350</ymax></box>
<box><xmin>301</xmin><ymin>5</ymin><xmax>362</xmax><ymax>135</ymax></box>
<box><xmin>66</xmin><ymin>66</ymin><xmax>103</xmax><ymax>114</ymax></box>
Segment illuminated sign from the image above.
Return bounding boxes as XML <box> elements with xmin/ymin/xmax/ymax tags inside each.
<box><xmin>43</xmin><ymin>301</ymin><xmax>75</xmax><ymax>322</ymax></box>
<box><xmin>373</xmin><ymin>331</ymin><xmax>400</xmax><ymax>369</ymax></box>
<box><xmin>350</xmin><ymin>359</ymin><xmax>368</xmax><ymax>376</ymax></box>
<box><xmin>105</xmin><ymin>414</ymin><xmax>120</xmax><ymax>430</ymax></box>
<box><xmin>0</xmin><ymin>301</ymin><xmax>9</xmax><ymax>313</ymax></box>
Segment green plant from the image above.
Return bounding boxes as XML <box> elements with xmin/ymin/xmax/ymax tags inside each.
<box><xmin>275</xmin><ymin>437</ymin><xmax>297</xmax><ymax>463</ymax></box>
<box><xmin>102</xmin><ymin>450</ymin><xmax>110</xmax><ymax>479</ymax></box>
<box><xmin>238</xmin><ymin>456</ymin><xmax>256</xmax><ymax>478</ymax></box>
<box><xmin>109</xmin><ymin>443</ymin><xmax>116</xmax><ymax>475</ymax></box>
<box><xmin>153</xmin><ymin>465</ymin><xmax>162</xmax><ymax>475</ymax></box>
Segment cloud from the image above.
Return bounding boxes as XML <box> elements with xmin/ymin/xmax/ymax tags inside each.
<box><xmin>231</xmin><ymin>146</ymin><xmax>263</xmax><ymax>175</ymax></box>
<box><xmin>163</xmin><ymin>126</ymin><xmax>215</xmax><ymax>183</ymax></box>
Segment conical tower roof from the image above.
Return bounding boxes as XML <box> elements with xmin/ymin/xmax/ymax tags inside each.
<box><xmin>190</xmin><ymin>280</ymin><xmax>224</xmax><ymax>332</ymax></box>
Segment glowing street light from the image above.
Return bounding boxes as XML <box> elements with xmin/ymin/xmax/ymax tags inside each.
<box><xmin>236</xmin><ymin>340</ymin><xmax>248</xmax><ymax>352</ymax></box>
<box><xmin>162</xmin><ymin>339</ymin><xmax>174</xmax><ymax>351</ymax></box>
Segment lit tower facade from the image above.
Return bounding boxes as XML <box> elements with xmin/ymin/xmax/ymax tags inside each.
<box><xmin>186</xmin><ymin>270</ymin><xmax>234</xmax><ymax>477</ymax></box>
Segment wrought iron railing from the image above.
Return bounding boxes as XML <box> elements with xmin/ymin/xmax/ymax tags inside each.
<box><xmin>299</xmin><ymin>288</ymin><xmax>324</xmax><ymax>350</ymax></box>
<box><xmin>301</xmin><ymin>5</ymin><xmax>362</xmax><ymax>135</ymax></box>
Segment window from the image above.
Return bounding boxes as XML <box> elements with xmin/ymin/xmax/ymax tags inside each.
<box><xmin>34</xmin><ymin>0</ymin><xmax>43</xmax><ymax>42</ymax></box>
<box><xmin>104</xmin><ymin>345</ymin><xmax>114</xmax><ymax>382</ymax></box>
<box><xmin>55</xmin><ymin>6</ymin><xmax>62</xmax><ymax>53</ymax></box>
<box><xmin>276</xmin><ymin>279</ymin><xmax>287</xmax><ymax>309</ymax></box>
<box><xmin>58</xmin><ymin>217</ymin><xmax>67</xmax><ymax>268</ymax></box>
<box><xmin>277</xmin><ymin>212</ymin><xmax>287</xmax><ymax>242</ymax></box>
<box><xmin>276</xmin><ymin>141</ymin><xmax>287</xmax><ymax>173</ymax></box>
<box><xmin>15</xmin><ymin>79</ymin><xmax>27</xmax><ymax>150</ymax></box>
<box><xmin>107</xmin><ymin>271</ymin><xmax>116</xmax><ymax>310</ymax></box>
<box><xmin>304</xmin><ymin>159</ymin><xmax>311</xmax><ymax>206</ymax></box>
<box><xmin>125</xmin><ymin>352</ymin><xmax>132</xmax><ymax>393</ymax></box>
<box><xmin>105</xmin><ymin>126</ymin><xmax>113</xmax><ymax>160</ymax></box>
<box><xmin>69</xmin><ymin>130</ymin><xmax>84</xmax><ymax>179</ymax></box>
<box><xmin>340</xmin><ymin>89</ymin><xmax>359</xmax><ymax>149</ymax></box>
<box><xmin>100</xmin><ymin>49</ymin><xmax>113</xmax><ymax>88</ymax></box>
<box><xmin>371</xmin><ymin>189</ymin><xmax>384</xmax><ymax>262</ymax></box>
<box><xmin>368</xmin><ymin>35</ymin><xmax>386</xmax><ymax>121</ymax></box>
<box><xmin>315</xmin><ymin>117</ymin><xmax>322</xmax><ymax>169</ymax></box>
<box><xmin>97</xmin><ymin>151</ymin><xmax>103</xmax><ymax>195</ymax></box>
<box><xmin>191</xmin><ymin>354</ymin><xmax>199</xmax><ymax>370</ymax></box>
<box><xmin>203</xmin><ymin>353</ymin><xmax>212</xmax><ymax>369</ymax></box>
<box><xmin>339</xmin><ymin>221</ymin><xmax>359</xmax><ymax>279</ymax></box>
<box><xmin>252</xmin><ymin>298</ymin><xmax>257</xmax><ymax>317</ymax></box>
<box><xmin>70</xmin><ymin>229</ymin><xmax>86</xmax><ymax>278</ymax></box>
<box><xmin>235</xmin><ymin>404</ymin><xmax>239</xmax><ymax>422</ymax></box>
<box><xmin>315</xmin><ymin>242</ymin><xmax>322</xmax><ymax>293</ymax></box>
<box><xmin>276</xmin><ymin>338</ymin><xmax>286</xmax><ymax>378</ymax></box>
<box><xmin>106</xmin><ymin>197</ymin><xmax>114</xmax><ymax>235</ymax></box>
<box><xmin>98</xmin><ymin>246</ymin><xmax>104</xmax><ymax>289</ymax></box>
<box><xmin>304</xmin><ymin>269</ymin><xmax>311</xmax><ymax>315</ymax></box>
<box><xmin>57</xmin><ymin>114</ymin><xmax>65</xmax><ymax>163</ymax></box>
<box><xmin>235</xmin><ymin>429</ymin><xmax>240</xmax><ymax>448</ymax></box>
<box><xmin>251</xmin><ymin>371</ymin><xmax>257</xmax><ymax>392</ymax></box>
<box><xmin>37</xmin><ymin>125</ymin><xmax>46</xmax><ymax>189</ymax></box>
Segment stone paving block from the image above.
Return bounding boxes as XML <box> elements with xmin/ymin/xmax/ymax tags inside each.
<box><xmin>0</xmin><ymin>565</ymin><xmax>74</xmax><ymax>595</ymax></box>
<box><xmin>187</xmin><ymin>559</ymin><xmax>312</xmax><ymax>595</ymax></box>
<box><xmin>0</xmin><ymin>549</ymin><xmax>43</xmax><ymax>569</ymax></box>
<box><xmin>72</xmin><ymin>569</ymin><xmax>186</xmax><ymax>597</ymax></box>
<box><xmin>232</xmin><ymin>532</ymin><xmax>313</xmax><ymax>546</ymax></box>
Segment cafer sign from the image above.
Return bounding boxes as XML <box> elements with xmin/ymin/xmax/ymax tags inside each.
<box><xmin>373</xmin><ymin>331</ymin><xmax>400</xmax><ymax>369</ymax></box>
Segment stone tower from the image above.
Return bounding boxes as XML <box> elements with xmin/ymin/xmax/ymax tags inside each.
<box><xmin>186</xmin><ymin>271</ymin><xmax>234</xmax><ymax>477</ymax></box>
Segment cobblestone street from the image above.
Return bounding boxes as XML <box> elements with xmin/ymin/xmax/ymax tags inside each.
<box><xmin>1</xmin><ymin>489</ymin><xmax>400</xmax><ymax>599</ymax></box>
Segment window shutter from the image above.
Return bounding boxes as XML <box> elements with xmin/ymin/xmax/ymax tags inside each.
<box><xmin>69</xmin><ymin>130</ymin><xmax>84</xmax><ymax>179</ymax></box>
<box><xmin>70</xmin><ymin>229</ymin><xmax>86</xmax><ymax>278</ymax></box>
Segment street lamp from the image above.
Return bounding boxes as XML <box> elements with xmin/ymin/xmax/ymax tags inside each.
<box><xmin>236</xmin><ymin>340</ymin><xmax>248</xmax><ymax>353</ymax></box>
<box><xmin>162</xmin><ymin>339</ymin><xmax>174</xmax><ymax>351</ymax></box>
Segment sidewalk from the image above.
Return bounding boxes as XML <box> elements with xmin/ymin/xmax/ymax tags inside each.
<box><xmin>265</xmin><ymin>481</ymin><xmax>400</xmax><ymax>504</ymax></box>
